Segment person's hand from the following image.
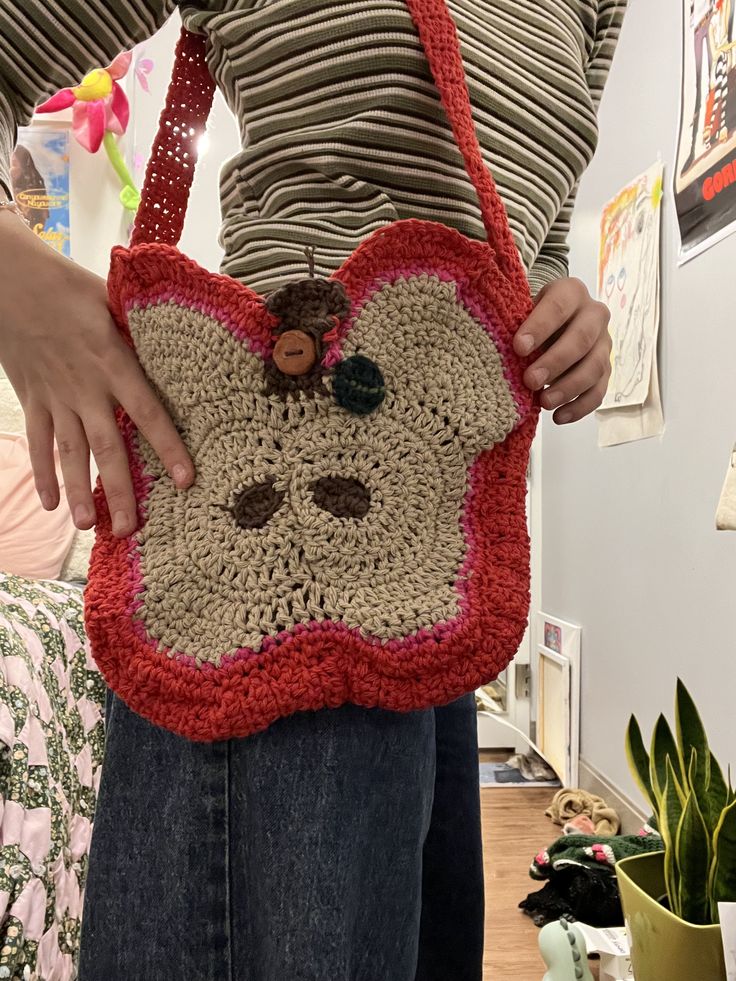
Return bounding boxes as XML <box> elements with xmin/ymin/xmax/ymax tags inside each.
<box><xmin>513</xmin><ymin>276</ymin><xmax>612</xmax><ymax>424</ymax></box>
<box><xmin>0</xmin><ymin>210</ymin><xmax>195</xmax><ymax>538</ymax></box>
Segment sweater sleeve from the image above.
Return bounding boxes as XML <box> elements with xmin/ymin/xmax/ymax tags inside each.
<box><xmin>527</xmin><ymin>0</ymin><xmax>627</xmax><ymax>295</ymax></box>
<box><xmin>0</xmin><ymin>0</ymin><xmax>177</xmax><ymax>197</ymax></box>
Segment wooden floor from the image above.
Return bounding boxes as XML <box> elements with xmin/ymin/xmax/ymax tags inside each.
<box><xmin>480</xmin><ymin>778</ymin><xmax>600</xmax><ymax>980</ymax></box>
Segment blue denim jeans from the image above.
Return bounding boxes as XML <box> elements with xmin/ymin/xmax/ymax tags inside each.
<box><xmin>78</xmin><ymin>691</ymin><xmax>483</xmax><ymax>980</ymax></box>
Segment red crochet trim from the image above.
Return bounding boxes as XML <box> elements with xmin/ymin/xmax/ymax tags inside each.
<box><xmin>87</xmin><ymin>219</ymin><xmax>538</xmax><ymax>742</ymax></box>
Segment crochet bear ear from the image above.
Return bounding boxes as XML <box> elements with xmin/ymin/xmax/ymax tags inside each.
<box><xmin>125</xmin><ymin>297</ymin><xmax>267</xmax><ymax>427</ymax></box>
<box><xmin>108</xmin><ymin>246</ymin><xmax>272</xmax><ymax>427</ymax></box>
<box><xmin>337</xmin><ymin>273</ymin><xmax>523</xmax><ymax>457</ymax></box>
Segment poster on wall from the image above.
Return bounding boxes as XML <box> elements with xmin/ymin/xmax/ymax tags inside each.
<box><xmin>596</xmin><ymin>161</ymin><xmax>665</xmax><ymax>447</ymax></box>
<box><xmin>10</xmin><ymin>124</ymin><xmax>71</xmax><ymax>256</ymax></box>
<box><xmin>674</xmin><ymin>0</ymin><xmax>736</xmax><ymax>261</ymax></box>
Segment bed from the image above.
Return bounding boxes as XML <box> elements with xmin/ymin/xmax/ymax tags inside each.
<box><xmin>0</xmin><ymin>574</ymin><xmax>106</xmax><ymax>981</ymax></box>
<box><xmin>1</xmin><ymin>373</ymin><xmax>106</xmax><ymax>981</ymax></box>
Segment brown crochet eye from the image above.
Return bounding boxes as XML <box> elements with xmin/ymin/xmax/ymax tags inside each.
<box><xmin>231</xmin><ymin>479</ymin><xmax>285</xmax><ymax>529</ymax></box>
<box><xmin>311</xmin><ymin>477</ymin><xmax>371</xmax><ymax>519</ymax></box>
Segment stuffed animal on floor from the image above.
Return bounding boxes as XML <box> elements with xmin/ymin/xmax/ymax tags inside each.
<box><xmin>539</xmin><ymin>918</ymin><xmax>595</xmax><ymax>981</ymax></box>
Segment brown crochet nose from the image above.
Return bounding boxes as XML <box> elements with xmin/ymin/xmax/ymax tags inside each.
<box><xmin>231</xmin><ymin>476</ymin><xmax>370</xmax><ymax>528</ymax></box>
<box><xmin>232</xmin><ymin>479</ymin><xmax>285</xmax><ymax>529</ymax></box>
<box><xmin>311</xmin><ymin>477</ymin><xmax>371</xmax><ymax>519</ymax></box>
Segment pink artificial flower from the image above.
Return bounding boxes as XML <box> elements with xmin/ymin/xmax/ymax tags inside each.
<box><xmin>35</xmin><ymin>50</ymin><xmax>132</xmax><ymax>153</ymax></box>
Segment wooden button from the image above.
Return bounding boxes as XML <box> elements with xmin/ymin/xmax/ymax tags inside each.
<box><xmin>272</xmin><ymin>330</ymin><xmax>317</xmax><ymax>376</ymax></box>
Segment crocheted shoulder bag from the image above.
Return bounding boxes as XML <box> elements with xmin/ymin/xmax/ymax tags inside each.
<box><xmin>85</xmin><ymin>0</ymin><xmax>540</xmax><ymax>742</ymax></box>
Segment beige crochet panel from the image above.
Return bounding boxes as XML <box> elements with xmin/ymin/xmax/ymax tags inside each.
<box><xmin>129</xmin><ymin>273</ymin><xmax>519</xmax><ymax>664</ymax></box>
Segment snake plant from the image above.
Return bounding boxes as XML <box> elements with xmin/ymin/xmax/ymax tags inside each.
<box><xmin>625</xmin><ymin>678</ymin><xmax>736</xmax><ymax>925</ymax></box>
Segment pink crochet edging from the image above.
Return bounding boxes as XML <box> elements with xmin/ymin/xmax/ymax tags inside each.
<box><xmin>124</xmin><ymin>289</ymin><xmax>273</xmax><ymax>360</ymax></box>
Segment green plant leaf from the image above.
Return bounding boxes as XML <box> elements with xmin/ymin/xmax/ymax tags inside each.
<box><xmin>651</xmin><ymin>714</ymin><xmax>681</xmax><ymax>805</ymax></box>
<box><xmin>702</xmin><ymin>752</ymin><xmax>730</xmax><ymax>837</ymax></box>
<box><xmin>677</xmin><ymin>790</ymin><xmax>712</xmax><ymax>925</ymax></box>
<box><xmin>688</xmin><ymin>746</ymin><xmax>699</xmax><ymax>793</ymax></box>
<box><xmin>662</xmin><ymin>757</ymin><xmax>685</xmax><ymax>916</ymax></box>
<box><xmin>710</xmin><ymin>753</ymin><xmax>728</xmax><ymax>803</ymax></box>
<box><xmin>685</xmin><ymin>745</ymin><xmax>722</xmax><ymax>847</ymax></box>
<box><xmin>709</xmin><ymin>797</ymin><xmax>736</xmax><ymax>919</ymax></box>
<box><xmin>675</xmin><ymin>678</ymin><xmax>710</xmax><ymax>796</ymax></box>
<box><xmin>625</xmin><ymin>715</ymin><xmax>658</xmax><ymax>812</ymax></box>
<box><xmin>667</xmin><ymin>754</ymin><xmax>687</xmax><ymax>805</ymax></box>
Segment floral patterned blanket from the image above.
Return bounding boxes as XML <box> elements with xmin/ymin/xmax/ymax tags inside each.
<box><xmin>0</xmin><ymin>573</ymin><xmax>105</xmax><ymax>981</ymax></box>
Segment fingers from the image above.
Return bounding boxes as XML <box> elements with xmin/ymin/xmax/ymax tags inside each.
<box><xmin>25</xmin><ymin>405</ymin><xmax>59</xmax><ymax>511</ymax></box>
<box><xmin>523</xmin><ymin>302</ymin><xmax>610</xmax><ymax>393</ymax></box>
<box><xmin>110</xmin><ymin>349</ymin><xmax>194</xmax><ymax>490</ymax></box>
<box><xmin>553</xmin><ymin>378</ymin><xmax>610</xmax><ymax>426</ymax></box>
<box><xmin>513</xmin><ymin>275</ymin><xmax>613</xmax><ymax>425</ymax></box>
<box><xmin>514</xmin><ymin>278</ymin><xmax>589</xmax><ymax>357</ymax></box>
<box><xmin>539</xmin><ymin>340</ymin><xmax>612</xmax><ymax>413</ymax></box>
<box><xmin>0</xmin><ymin>246</ymin><xmax>190</xmax><ymax>536</ymax></box>
<box><xmin>53</xmin><ymin>406</ymin><xmax>96</xmax><ymax>529</ymax></box>
<box><xmin>25</xmin><ymin>337</ymin><xmax>193</xmax><ymax>538</ymax></box>
<box><xmin>82</xmin><ymin>404</ymin><xmax>140</xmax><ymax>538</ymax></box>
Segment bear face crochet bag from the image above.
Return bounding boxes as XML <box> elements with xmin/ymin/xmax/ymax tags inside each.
<box><xmin>85</xmin><ymin>0</ymin><xmax>540</xmax><ymax>742</ymax></box>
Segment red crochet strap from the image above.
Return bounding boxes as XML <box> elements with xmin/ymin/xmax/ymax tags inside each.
<box><xmin>130</xmin><ymin>29</ymin><xmax>215</xmax><ymax>247</ymax></box>
<box><xmin>404</xmin><ymin>0</ymin><xmax>525</xmax><ymax>281</ymax></box>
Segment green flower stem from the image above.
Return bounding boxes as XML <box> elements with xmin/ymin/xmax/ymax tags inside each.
<box><xmin>102</xmin><ymin>131</ymin><xmax>140</xmax><ymax>213</ymax></box>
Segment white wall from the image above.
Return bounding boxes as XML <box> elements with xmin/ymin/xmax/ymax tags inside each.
<box><xmin>544</xmin><ymin>0</ymin><xmax>736</xmax><ymax>802</ymax></box>
<box><xmin>66</xmin><ymin>130</ymin><xmax>128</xmax><ymax>276</ymax></box>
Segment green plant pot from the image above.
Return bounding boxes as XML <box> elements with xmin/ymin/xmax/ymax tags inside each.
<box><xmin>616</xmin><ymin>851</ymin><xmax>726</xmax><ymax>981</ymax></box>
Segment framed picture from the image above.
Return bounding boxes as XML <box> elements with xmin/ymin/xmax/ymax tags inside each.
<box><xmin>544</xmin><ymin>621</ymin><xmax>562</xmax><ymax>653</ymax></box>
<box><xmin>538</xmin><ymin>613</ymin><xmax>581</xmax><ymax>660</ymax></box>
<box><xmin>11</xmin><ymin>123</ymin><xmax>71</xmax><ymax>256</ymax></box>
<box><xmin>536</xmin><ymin>614</ymin><xmax>582</xmax><ymax>788</ymax></box>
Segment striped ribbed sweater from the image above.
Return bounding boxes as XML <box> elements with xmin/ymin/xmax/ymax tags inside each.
<box><xmin>0</xmin><ymin>1</ymin><xmax>626</xmax><ymax>295</ymax></box>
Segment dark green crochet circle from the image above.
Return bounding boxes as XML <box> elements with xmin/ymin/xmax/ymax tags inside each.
<box><xmin>333</xmin><ymin>355</ymin><xmax>385</xmax><ymax>416</ymax></box>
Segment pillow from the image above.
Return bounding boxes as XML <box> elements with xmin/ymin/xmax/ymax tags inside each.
<box><xmin>0</xmin><ymin>433</ymin><xmax>76</xmax><ymax>580</ymax></box>
<box><xmin>59</xmin><ymin>526</ymin><xmax>96</xmax><ymax>582</ymax></box>
<box><xmin>0</xmin><ymin>375</ymin><xmax>98</xmax><ymax>582</ymax></box>
<box><xmin>0</xmin><ymin>374</ymin><xmax>25</xmax><ymax>435</ymax></box>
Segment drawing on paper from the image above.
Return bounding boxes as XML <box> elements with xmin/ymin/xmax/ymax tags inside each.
<box><xmin>598</xmin><ymin>162</ymin><xmax>663</xmax><ymax>411</ymax></box>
